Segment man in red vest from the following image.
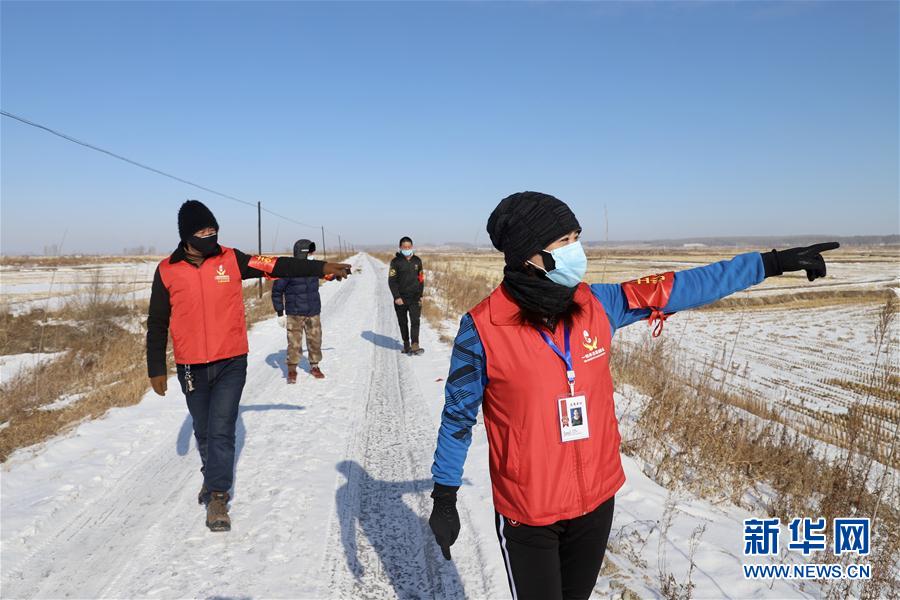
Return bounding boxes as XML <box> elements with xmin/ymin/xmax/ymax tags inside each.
<box><xmin>146</xmin><ymin>200</ymin><xmax>350</xmax><ymax>532</ymax></box>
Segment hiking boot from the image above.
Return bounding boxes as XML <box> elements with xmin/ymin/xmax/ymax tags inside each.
<box><xmin>402</xmin><ymin>342</ymin><xmax>411</xmax><ymax>354</ymax></box>
<box><xmin>287</xmin><ymin>364</ymin><xmax>298</xmax><ymax>384</ymax></box>
<box><xmin>198</xmin><ymin>483</ymin><xmax>210</xmax><ymax>506</ymax></box>
<box><xmin>206</xmin><ymin>491</ymin><xmax>231</xmax><ymax>532</ymax></box>
<box><xmin>410</xmin><ymin>342</ymin><xmax>421</xmax><ymax>354</ymax></box>
<box><xmin>310</xmin><ymin>366</ymin><xmax>325</xmax><ymax>379</ymax></box>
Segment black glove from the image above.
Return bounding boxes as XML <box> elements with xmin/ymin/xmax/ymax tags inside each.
<box><xmin>761</xmin><ymin>242</ymin><xmax>840</xmax><ymax>281</ymax></box>
<box><xmin>276</xmin><ymin>311</ymin><xmax>284</xmax><ymax>317</ymax></box>
<box><xmin>429</xmin><ymin>484</ymin><xmax>460</xmax><ymax>561</ymax></box>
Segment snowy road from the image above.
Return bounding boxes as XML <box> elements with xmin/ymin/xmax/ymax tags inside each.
<box><xmin>1</xmin><ymin>254</ymin><xmax>505</xmax><ymax>600</ymax></box>
<box><xmin>2</xmin><ymin>254</ymin><xmax>834</xmax><ymax>599</ymax></box>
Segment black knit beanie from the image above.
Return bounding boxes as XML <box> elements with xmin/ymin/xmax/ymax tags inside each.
<box><xmin>486</xmin><ymin>191</ymin><xmax>581</xmax><ymax>267</ymax></box>
<box><xmin>293</xmin><ymin>239</ymin><xmax>316</xmax><ymax>258</ymax></box>
<box><xmin>178</xmin><ymin>200</ymin><xmax>219</xmax><ymax>241</ymax></box>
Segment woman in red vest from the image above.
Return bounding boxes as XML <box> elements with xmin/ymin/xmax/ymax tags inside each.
<box><xmin>428</xmin><ymin>192</ymin><xmax>838</xmax><ymax>599</ymax></box>
<box><xmin>146</xmin><ymin>200</ymin><xmax>350</xmax><ymax>532</ymax></box>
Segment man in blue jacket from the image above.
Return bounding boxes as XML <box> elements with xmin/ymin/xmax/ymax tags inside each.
<box><xmin>272</xmin><ymin>239</ymin><xmax>325</xmax><ymax>383</ymax></box>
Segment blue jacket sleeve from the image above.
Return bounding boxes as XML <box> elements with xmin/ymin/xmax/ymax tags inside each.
<box><xmin>272</xmin><ymin>278</ymin><xmax>286</xmax><ymax>313</ymax></box>
<box><xmin>432</xmin><ymin>313</ymin><xmax>488</xmax><ymax>487</ymax></box>
<box><xmin>590</xmin><ymin>252</ymin><xmax>766</xmax><ymax>337</ymax></box>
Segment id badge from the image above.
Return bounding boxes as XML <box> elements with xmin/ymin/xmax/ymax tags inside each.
<box><xmin>557</xmin><ymin>394</ymin><xmax>589</xmax><ymax>442</ymax></box>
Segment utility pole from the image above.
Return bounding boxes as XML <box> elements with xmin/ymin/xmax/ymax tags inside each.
<box><xmin>257</xmin><ymin>201</ymin><xmax>262</xmax><ymax>298</ymax></box>
<box><xmin>321</xmin><ymin>226</ymin><xmax>327</xmax><ymax>261</ymax></box>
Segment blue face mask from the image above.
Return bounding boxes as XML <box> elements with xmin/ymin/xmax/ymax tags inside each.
<box><xmin>530</xmin><ymin>240</ymin><xmax>587</xmax><ymax>287</ymax></box>
<box><xmin>401</xmin><ymin>248</ymin><xmax>414</xmax><ymax>257</ymax></box>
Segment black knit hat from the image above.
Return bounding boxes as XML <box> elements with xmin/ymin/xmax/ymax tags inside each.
<box><xmin>293</xmin><ymin>239</ymin><xmax>315</xmax><ymax>258</ymax></box>
<box><xmin>486</xmin><ymin>191</ymin><xmax>581</xmax><ymax>267</ymax></box>
<box><xmin>178</xmin><ymin>200</ymin><xmax>219</xmax><ymax>241</ymax></box>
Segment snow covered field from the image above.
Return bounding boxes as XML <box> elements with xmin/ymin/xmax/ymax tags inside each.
<box><xmin>0</xmin><ymin>254</ymin><xmax>844</xmax><ymax>599</ymax></box>
<box><xmin>0</xmin><ymin>261</ymin><xmax>158</xmax><ymax>314</ymax></box>
<box><xmin>0</xmin><ymin>259</ymin><xmax>274</xmax><ymax>318</ymax></box>
<box><xmin>616</xmin><ymin>301</ymin><xmax>897</xmax><ymax>426</ymax></box>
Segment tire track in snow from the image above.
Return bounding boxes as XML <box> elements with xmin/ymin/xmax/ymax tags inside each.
<box><xmin>322</xmin><ymin>254</ymin><xmax>491</xmax><ymax>600</ymax></box>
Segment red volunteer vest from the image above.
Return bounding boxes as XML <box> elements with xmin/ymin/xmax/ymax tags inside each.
<box><xmin>157</xmin><ymin>246</ymin><xmax>249</xmax><ymax>365</ymax></box>
<box><xmin>469</xmin><ymin>283</ymin><xmax>625</xmax><ymax>526</ymax></box>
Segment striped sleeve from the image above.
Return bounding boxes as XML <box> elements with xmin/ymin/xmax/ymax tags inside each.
<box><xmin>431</xmin><ymin>313</ymin><xmax>488</xmax><ymax>487</ymax></box>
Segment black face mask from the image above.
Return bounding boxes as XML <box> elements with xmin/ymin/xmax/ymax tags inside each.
<box><xmin>188</xmin><ymin>233</ymin><xmax>219</xmax><ymax>257</ymax></box>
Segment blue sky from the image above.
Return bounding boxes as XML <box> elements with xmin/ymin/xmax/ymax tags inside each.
<box><xmin>2</xmin><ymin>1</ymin><xmax>897</xmax><ymax>254</ymax></box>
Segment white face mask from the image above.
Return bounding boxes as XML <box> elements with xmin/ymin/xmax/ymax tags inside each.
<box><xmin>527</xmin><ymin>240</ymin><xmax>588</xmax><ymax>287</ymax></box>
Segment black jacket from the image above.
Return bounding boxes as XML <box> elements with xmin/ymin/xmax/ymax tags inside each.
<box><xmin>146</xmin><ymin>243</ymin><xmax>325</xmax><ymax>377</ymax></box>
<box><xmin>388</xmin><ymin>253</ymin><xmax>424</xmax><ymax>302</ymax></box>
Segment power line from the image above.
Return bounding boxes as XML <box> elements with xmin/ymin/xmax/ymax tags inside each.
<box><xmin>260</xmin><ymin>206</ymin><xmax>320</xmax><ymax>231</ymax></box>
<box><xmin>2</xmin><ymin>109</ymin><xmax>354</xmax><ymax>252</ymax></box>
<box><xmin>1</xmin><ymin>109</ymin><xmax>258</xmax><ymax>209</ymax></box>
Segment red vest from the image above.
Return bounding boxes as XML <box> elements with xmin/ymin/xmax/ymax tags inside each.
<box><xmin>157</xmin><ymin>246</ymin><xmax>249</xmax><ymax>365</ymax></box>
<box><xmin>469</xmin><ymin>283</ymin><xmax>625</xmax><ymax>526</ymax></box>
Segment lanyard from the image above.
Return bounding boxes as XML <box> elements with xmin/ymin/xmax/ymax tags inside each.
<box><xmin>539</xmin><ymin>325</ymin><xmax>576</xmax><ymax>396</ymax></box>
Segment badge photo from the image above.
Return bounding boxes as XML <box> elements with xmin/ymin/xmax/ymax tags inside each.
<box><xmin>558</xmin><ymin>395</ymin><xmax>590</xmax><ymax>442</ymax></box>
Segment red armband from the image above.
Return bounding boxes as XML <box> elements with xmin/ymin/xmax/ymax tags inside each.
<box><xmin>248</xmin><ymin>255</ymin><xmax>277</xmax><ymax>274</ymax></box>
<box><xmin>418</xmin><ymin>271</ymin><xmax>425</xmax><ymax>284</ymax></box>
<box><xmin>622</xmin><ymin>272</ymin><xmax>675</xmax><ymax>337</ymax></box>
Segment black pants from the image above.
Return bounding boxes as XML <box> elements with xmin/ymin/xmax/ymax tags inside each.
<box><xmin>495</xmin><ymin>496</ymin><xmax>615</xmax><ymax>600</ymax></box>
<box><xmin>394</xmin><ymin>299</ymin><xmax>421</xmax><ymax>345</ymax></box>
<box><xmin>176</xmin><ymin>355</ymin><xmax>247</xmax><ymax>493</ymax></box>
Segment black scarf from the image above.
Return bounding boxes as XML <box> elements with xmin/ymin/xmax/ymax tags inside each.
<box><xmin>502</xmin><ymin>266</ymin><xmax>578</xmax><ymax>325</ymax></box>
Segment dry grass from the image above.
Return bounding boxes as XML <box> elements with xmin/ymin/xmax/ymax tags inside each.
<box><xmin>612</xmin><ymin>335</ymin><xmax>899</xmax><ymax>599</ymax></box>
<box><xmin>0</xmin><ymin>296</ymin><xmax>145</xmax><ymax>460</ymax></box>
<box><xmin>420</xmin><ymin>256</ymin><xmax>498</xmax><ymax>342</ymax></box>
<box><xmin>824</xmin><ymin>376</ymin><xmax>900</xmax><ymax>405</ymax></box>
<box><xmin>0</xmin><ymin>277</ymin><xmax>278</xmax><ymax>462</ymax></box>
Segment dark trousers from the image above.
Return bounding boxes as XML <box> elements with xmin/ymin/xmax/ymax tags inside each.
<box><xmin>176</xmin><ymin>355</ymin><xmax>247</xmax><ymax>493</ymax></box>
<box><xmin>394</xmin><ymin>299</ymin><xmax>421</xmax><ymax>345</ymax></box>
<box><xmin>495</xmin><ymin>496</ymin><xmax>615</xmax><ymax>600</ymax></box>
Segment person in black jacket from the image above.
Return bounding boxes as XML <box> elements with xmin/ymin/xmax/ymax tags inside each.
<box><xmin>388</xmin><ymin>236</ymin><xmax>425</xmax><ymax>354</ymax></box>
<box><xmin>272</xmin><ymin>239</ymin><xmax>326</xmax><ymax>382</ymax></box>
<box><xmin>146</xmin><ymin>200</ymin><xmax>350</xmax><ymax>531</ymax></box>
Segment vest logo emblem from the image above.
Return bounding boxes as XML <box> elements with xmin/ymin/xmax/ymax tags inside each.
<box><xmin>581</xmin><ymin>329</ymin><xmax>606</xmax><ymax>363</ymax></box>
<box><xmin>215</xmin><ymin>264</ymin><xmax>231</xmax><ymax>283</ymax></box>
<box><xmin>582</xmin><ymin>329</ymin><xmax>598</xmax><ymax>351</ymax></box>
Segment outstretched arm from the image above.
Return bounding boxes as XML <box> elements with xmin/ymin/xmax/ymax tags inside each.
<box><xmin>591</xmin><ymin>243</ymin><xmax>839</xmax><ymax>337</ymax></box>
<box><xmin>234</xmin><ymin>249</ymin><xmax>351</xmax><ymax>280</ymax></box>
